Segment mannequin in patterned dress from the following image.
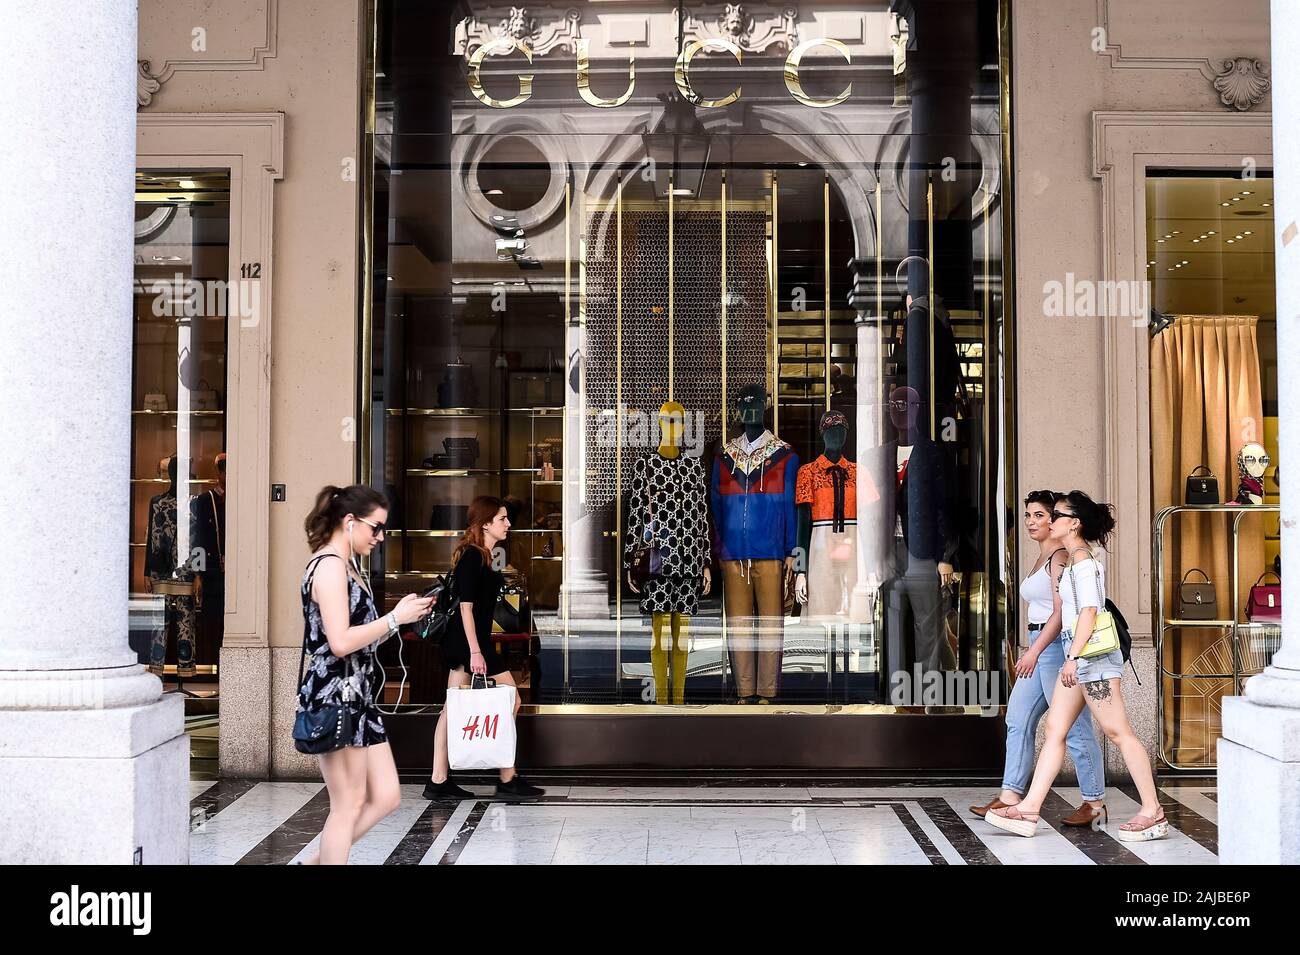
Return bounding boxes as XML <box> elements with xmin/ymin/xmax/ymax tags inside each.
<box><xmin>624</xmin><ymin>401</ymin><xmax>711</xmax><ymax>704</ymax></box>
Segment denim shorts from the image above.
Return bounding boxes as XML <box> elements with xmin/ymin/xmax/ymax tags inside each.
<box><xmin>1060</xmin><ymin>629</ymin><xmax>1125</xmax><ymax>684</ymax></box>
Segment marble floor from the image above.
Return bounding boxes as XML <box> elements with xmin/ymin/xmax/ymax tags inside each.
<box><xmin>188</xmin><ymin>777</ymin><xmax>1220</xmax><ymax>865</ymax></box>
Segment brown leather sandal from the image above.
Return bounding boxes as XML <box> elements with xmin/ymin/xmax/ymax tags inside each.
<box><xmin>1061</xmin><ymin>802</ymin><xmax>1107</xmax><ymax>830</ymax></box>
<box><xmin>969</xmin><ymin>797</ymin><xmax>1009</xmax><ymax>818</ymax></box>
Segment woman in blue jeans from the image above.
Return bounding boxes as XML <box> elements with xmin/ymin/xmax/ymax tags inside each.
<box><xmin>970</xmin><ymin>490</ymin><xmax>1106</xmax><ymax>827</ymax></box>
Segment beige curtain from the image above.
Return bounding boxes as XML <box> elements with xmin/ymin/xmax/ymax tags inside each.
<box><xmin>1151</xmin><ymin>315</ymin><xmax>1264</xmax><ymax>650</ymax></box>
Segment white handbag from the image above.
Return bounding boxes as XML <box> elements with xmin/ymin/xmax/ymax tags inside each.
<box><xmin>445</xmin><ymin>676</ymin><xmax>517</xmax><ymax>771</ymax></box>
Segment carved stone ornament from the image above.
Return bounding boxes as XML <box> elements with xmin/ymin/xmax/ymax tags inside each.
<box><xmin>681</xmin><ymin>4</ymin><xmax>800</xmax><ymax>54</ymax></box>
<box><xmin>137</xmin><ymin>60</ymin><xmax>162</xmax><ymax>110</ymax></box>
<box><xmin>455</xmin><ymin>6</ymin><xmax>582</xmax><ymax>57</ymax></box>
<box><xmin>1213</xmin><ymin>57</ymin><xmax>1270</xmax><ymax>112</ymax></box>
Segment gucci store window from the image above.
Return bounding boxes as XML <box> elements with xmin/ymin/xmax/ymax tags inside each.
<box><xmin>1146</xmin><ymin>172</ymin><xmax>1280</xmax><ymax>769</ymax></box>
<box><xmin>364</xmin><ymin>1</ymin><xmax>1013</xmax><ymax>717</ymax></box>
<box><xmin>131</xmin><ymin>171</ymin><xmax>230</xmax><ymax>767</ymax></box>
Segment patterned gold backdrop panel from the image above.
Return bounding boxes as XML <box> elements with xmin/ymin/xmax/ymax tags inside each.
<box><xmin>584</xmin><ymin>205</ymin><xmax>770</xmax><ymax>507</ymax></box>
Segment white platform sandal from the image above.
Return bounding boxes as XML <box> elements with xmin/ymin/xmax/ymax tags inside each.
<box><xmin>1116</xmin><ymin>810</ymin><xmax>1169</xmax><ymax>842</ymax></box>
<box><xmin>984</xmin><ymin>805</ymin><xmax>1040</xmax><ymax>838</ymax></box>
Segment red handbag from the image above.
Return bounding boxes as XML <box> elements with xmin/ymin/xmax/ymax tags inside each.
<box><xmin>1246</xmin><ymin>571</ymin><xmax>1282</xmax><ymax>622</ymax></box>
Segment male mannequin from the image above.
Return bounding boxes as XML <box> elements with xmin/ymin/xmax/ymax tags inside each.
<box><xmin>886</xmin><ymin>385</ymin><xmax>958</xmax><ymax>673</ymax></box>
<box><xmin>624</xmin><ymin>401</ymin><xmax>711</xmax><ymax>704</ymax></box>
<box><xmin>795</xmin><ymin>411</ymin><xmax>880</xmax><ymax>621</ymax></box>
<box><xmin>710</xmin><ymin>384</ymin><xmax>798</xmax><ymax>703</ymax></box>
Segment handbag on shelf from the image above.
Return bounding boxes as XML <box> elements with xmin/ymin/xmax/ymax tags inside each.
<box><xmin>493</xmin><ymin>580</ymin><xmax>529</xmax><ymax>634</ymax></box>
<box><xmin>191</xmin><ymin>379</ymin><xmax>220</xmax><ymax>411</ymax></box>
<box><xmin>143</xmin><ymin>392</ymin><xmax>168</xmax><ymax>412</ymax></box>
<box><xmin>1177</xmin><ymin>568</ymin><xmax>1218</xmax><ymax>620</ymax></box>
<box><xmin>1185</xmin><ymin>465</ymin><xmax>1220</xmax><ymax>505</ymax></box>
<box><xmin>423</xmin><ymin>436</ymin><xmax>481</xmax><ymax>470</ymax></box>
<box><xmin>1246</xmin><ymin>571</ymin><xmax>1282</xmax><ymax>622</ymax></box>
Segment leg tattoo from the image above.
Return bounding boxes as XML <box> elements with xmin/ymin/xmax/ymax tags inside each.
<box><xmin>1084</xmin><ymin>680</ymin><xmax>1112</xmax><ymax>702</ymax></box>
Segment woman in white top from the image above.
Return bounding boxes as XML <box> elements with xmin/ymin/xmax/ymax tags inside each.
<box><xmin>986</xmin><ymin>491</ymin><xmax>1167</xmax><ymax>841</ymax></box>
<box><xmin>970</xmin><ymin>491</ymin><xmax>1105</xmax><ymax>825</ymax></box>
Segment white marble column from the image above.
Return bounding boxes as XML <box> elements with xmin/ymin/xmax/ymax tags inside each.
<box><xmin>1217</xmin><ymin>0</ymin><xmax>1300</xmax><ymax>866</ymax></box>
<box><xmin>0</xmin><ymin>0</ymin><xmax>188</xmax><ymax>863</ymax></box>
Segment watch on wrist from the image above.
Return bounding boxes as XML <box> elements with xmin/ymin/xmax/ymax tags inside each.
<box><xmin>386</xmin><ymin>612</ymin><xmax>399</xmax><ymax>633</ymax></box>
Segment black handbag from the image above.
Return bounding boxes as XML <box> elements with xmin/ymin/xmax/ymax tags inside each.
<box><xmin>493</xmin><ymin>581</ymin><xmax>529</xmax><ymax>634</ymax></box>
<box><xmin>1185</xmin><ymin>466</ymin><xmax>1220</xmax><ymax>504</ymax></box>
<box><xmin>1178</xmin><ymin>568</ymin><xmax>1218</xmax><ymax>620</ymax></box>
<box><xmin>292</xmin><ymin>555</ymin><xmax>356</xmax><ymax>754</ymax></box>
<box><xmin>417</xmin><ymin>566</ymin><xmax>460</xmax><ymax>640</ymax></box>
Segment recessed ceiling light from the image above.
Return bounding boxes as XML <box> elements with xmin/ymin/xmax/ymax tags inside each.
<box><xmin>1227</xmin><ymin>239</ymin><xmax>1235</xmax><ymax>244</ymax></box>
<box><xmin>1172</xmin><ymin>231</ymin><xmax>1180</xmax><ymax>234</ymax></box>
<box><xmin>1208</xmin><ymin>231</ymin><xmax>1216</xmax><ymax>235</ymax></box>
<box><xmin>1158</xmin><ymin>239</ymin><xmax>1165</xmax><ymax>243</ymax></box>
<box><xmin>1232</xmin><ymin>197</ymin><xmax>1242</xmax><ymax>202</ymax></box>
<box><xmin>1245</xmin><ymin>230</ymin><xmax>1253</xmax><ymax>235</ymax></box>
<box><xmin>1263</xmin><ymin>202</ymin><xmax>1271</xmax><ymax>207</ymax></box>
<box><xmin>1192</xmin><ymin>239</ymin><xmax>1200</xmax><ymax>243</ymax></box>
<box><xmin>1241</xmin><ymin>191</ymin><xmax>1252</xmax><ymax>195</ymax></box>
<box><xmin>1222</xmin><ymin>202</ymin><xmax>1232</xmax><ymax>207</ymax></box>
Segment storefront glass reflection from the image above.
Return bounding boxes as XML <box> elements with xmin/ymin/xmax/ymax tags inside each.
<box><xmin>366</xmin><ymin>0</ymin><xmax>1011</xmax><ymax>710</ymax></box>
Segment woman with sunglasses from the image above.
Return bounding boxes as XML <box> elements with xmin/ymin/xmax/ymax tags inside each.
<box><xmin>986</xmin><ymin>491</ymin><xmax>1167</xmax><ymax>841</ymax></box>
<box><xmin>296</xmin><ymin>485</ymin><xmax>433</xmax><ymax>864</ymax></box>
<box><xmin>425</xmin><ymin>496</ymin><xmax>544</xmax><ymax>803</ymax></box>
<box><xmin>970</xmin><ymin>490</ymin><xmax>1106</xmax><ymax>826</ymax></box>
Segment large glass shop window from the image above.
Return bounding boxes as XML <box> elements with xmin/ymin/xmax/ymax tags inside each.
<box><xmin>366</xmin><ymin>0</ymin><xmax>1010</xmax><ymax>710</ymax></box>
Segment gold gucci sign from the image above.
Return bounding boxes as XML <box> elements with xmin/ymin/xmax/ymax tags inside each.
<box><xmin>468</xmin><ymin>37</ymin><xmax>852</xmax><ymax>109</ymax></box>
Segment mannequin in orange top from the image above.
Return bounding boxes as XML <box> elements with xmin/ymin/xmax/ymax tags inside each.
<box><xmin>794</xmin><ymin>410</ymin><xmax>879</xmax><ymax>621</ymax></box>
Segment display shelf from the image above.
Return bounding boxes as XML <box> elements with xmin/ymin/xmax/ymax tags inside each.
<box><xmin>131</xmin><ymin>478</ymin><xmax>220</xmax><ymax>485</ymax></box>
<box><xmin>1153</xmin><ymin>502</ymin><xmax>1281</xmax><ymax>771</ymax></box>
<box><xmin>387</xmin><ymin>406</ymin><xmax>563</xmax><ymax>417</ymax></box>
<box><xmin>133</xmin><ymin>409</ymin><xmax>225</xmax><ymax>417</ymax></box>
<box><xmin>390</xmin><ymin>528</ymin><xmax>551</xmax><ymax>537</ymax></box>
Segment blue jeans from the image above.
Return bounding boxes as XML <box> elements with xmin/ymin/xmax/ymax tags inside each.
<box><xmin>1000</xmin><ymin>631</ymin><xmax>1105</xmax><ymax>800</ymax></box>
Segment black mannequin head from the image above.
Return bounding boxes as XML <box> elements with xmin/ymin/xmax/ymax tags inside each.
<box><xmin>166</xmin><ymin>455</ymin><xmax>178</xmax><ymax>490</ymax></box>
<box><xmin>819</xmin><ymin>409</ymin><xmax>848</xmax><ymax>459</ymax></box>
<box><xmin>735</xmin><ymin>383</ymin><xmax>768</xmax><ymax>440</ymax></box>
<box><xmin>888</xmin><ymin>385</ymin><xmax>921</xmax><ymax>439</ymax></box>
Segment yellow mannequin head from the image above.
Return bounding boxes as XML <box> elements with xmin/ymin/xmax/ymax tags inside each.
<box><xmin>657</xmin><ymin>400</ymin><xmax>686</xmax><ymax>458</ymax></box>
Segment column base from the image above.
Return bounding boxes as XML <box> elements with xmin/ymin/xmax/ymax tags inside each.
<box><xmin>1217</xmin><ymin>695</ymin><xmax>1300</xmax><ymax>864</ymax></box>
<box><xmin>0</xmin><ymin>694</ymin><xmax>188</xmax><ymax>863</ymax></box>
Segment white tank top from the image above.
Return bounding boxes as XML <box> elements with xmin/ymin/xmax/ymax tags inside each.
<box><xmin>1019</xmin><ymin>557</ymin><xmax>1056</xmax><ymax>625</ymax></box>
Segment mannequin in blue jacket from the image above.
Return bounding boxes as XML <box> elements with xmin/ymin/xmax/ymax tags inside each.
<box><xmin>711</xmin><ymin>383</ymin><xmax>798</xmax><ymax>703</ymax></box>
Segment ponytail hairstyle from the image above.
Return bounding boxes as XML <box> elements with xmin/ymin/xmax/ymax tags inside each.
<box><xmin>304</xmin><ymin>484</ymin><xmax>389</xmax><ymax>552</ymax></box>
<box><xmin>1055</xmin><ymin>490</ymin><xmax>1116</xmax><ymax>549</ymax></box>
<box><xmin>1024</xmin><ymin>488</ymin><xmax>1057</xmax><ymax>511</ymax></box>
<box><xmin>451</xmin><ymin>495</ymin><xmax>506</xmax><ymax>568</ymax></box>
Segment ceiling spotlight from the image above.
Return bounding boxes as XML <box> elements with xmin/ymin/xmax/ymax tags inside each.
<box><xmin>1222</xmin><ymin>202</ymin><xmax>1232</xmax><ymax>207</ymax></box>
<box><xmin>1245</xmin><ymin>230</ymin><xmax>1253</xmax><ymax>235</ymax></box>
<box><xmin>1172</xmin><ymin>230</ymin><xmax>1180</xmax><ymax>234</ymax></box>
<box><xmin>1227</xmin><ymin>239</ymin><xmax>1235</xmax><ymax>244</ymax></box>
<box><xmin>1263</xmin><ymin>202</ymin><xmax>1271</xmax><ymax>207</ymax></box>
<box><xmin>1158</xmin><ymin>239</ymin><xmax>1166</xmax><ymax>243</ymax></box>
<box><xmin>1232</xmin><ymin>197</ymin><xmax>1242</xmax><ymax>202</ymax></box>
<box><xmin>1241</xmin><ymin>191</ymin><xmax>1252</xmax><ymax>195</ymax></box>
<box><xmin>1208</xmin><ymin>231</ymin><xmax>1216</xmax><ymax>235</ymax></box>
<box><xmin>1193</xmin><ymin>239</ymin><xmax>1200</xmax><ymax>243</ymax></box>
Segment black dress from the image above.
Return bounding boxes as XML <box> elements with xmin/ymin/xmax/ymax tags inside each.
<box><xmin>442</xmin><ymin>546</ymin><xmax>507</xmax><ymax>675</ymax></box>
<box><xmin>296</xmin><ymin>553</ymin><xmax>388</xmax><ymax>748</ymax></box>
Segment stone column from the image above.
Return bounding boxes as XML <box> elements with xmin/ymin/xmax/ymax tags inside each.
<box><xmin>0</xmin><ymin>0</ymin><xmax>188</xmax><ymax>863</ymax></box>
<box><xmin>1217</xmin><ymin>0</ymin><xmax>1300</xmax><ymax>866</ymax></box>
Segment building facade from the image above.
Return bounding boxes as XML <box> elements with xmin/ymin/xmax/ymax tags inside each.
<box><xmin>120</xmin><ymin>0</ymin><xmax>1285</xmax><ymax>782</ymax></box>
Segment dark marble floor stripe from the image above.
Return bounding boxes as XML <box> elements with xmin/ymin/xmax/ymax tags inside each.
<box><xmin>888</xmin><ymin>804</ymin><xmax>948</xmax><ymax>865</ymax></box>
<box><xmin>1202</xmin><ymin>791</ymin><xmax>1218</xmax><ymax>803</ymax></box>
<box><xmin>237</xmin><ymin>787</ymin><xmax>333</xmax><ymax>865</ymax></box>
<box><xmin>384</xmin><ymin>802</ymin><xmax>458</xmax><ymax>866</ymax></box>
<box><xmin>438</xmin><ymin>802</ymin><xmax>489</xmax><ymax>865</ymax></box>
<box><xmin>1040</xmin><ymin>791</ymin><xmax>1145</xmax><ymax>866</ymax></box>
<box><xmin>189</xmin><ymin>778</ymin><xmax>259</xmax><ymax>829</ymax></box>
<box><xmin>1121</xmin><ymin>785</ymin><xmax>1219</xmax><ymax>856</ymax></box>
<box><xmin>918</xmin><ymin>798</ymin><xmax>1000</xmax><ymax>865</ymax></box>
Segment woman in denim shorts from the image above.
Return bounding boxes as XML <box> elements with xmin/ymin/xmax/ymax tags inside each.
<box><xmin>986</xmin><ymin>491</ymin><xmax>1168</xmax><ymax>842</ymax></box>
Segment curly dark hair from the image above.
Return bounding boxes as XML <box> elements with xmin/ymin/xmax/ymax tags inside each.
<box><xmin>1024</xmin><ymin>489</ymin><xmax>1057</xmax><ymax>511</ymax></box>
<box><xmin>1054</xmin><ymin>490</ymin><xmax>1116</xmax><ymax>547</ymax></box>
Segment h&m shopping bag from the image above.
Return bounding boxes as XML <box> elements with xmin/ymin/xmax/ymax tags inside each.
<box><xmin>445</xmin><ymin>675</ymin><xmax>517</xmax><ymax>770</ymax></box>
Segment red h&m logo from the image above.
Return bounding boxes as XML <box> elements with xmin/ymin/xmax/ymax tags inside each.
<box><xmin>461</xmin><ymin>713</ymin><xmax>500</xmax><ymax>740</ymax></box>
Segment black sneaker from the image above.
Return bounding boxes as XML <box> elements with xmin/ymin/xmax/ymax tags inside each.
<box><xmin>494</xmin><ymin>775</ymin><xmax>545</xmax><ymax>801</ymax></box>
<box><xmin>423</xmin><ymin>779</ymin><xmax>474</xmax><ymax>802</ymax></box>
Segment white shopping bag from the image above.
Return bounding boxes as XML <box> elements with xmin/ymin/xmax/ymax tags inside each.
<box><xmin>445</xmin><ymin>677</ymin><xmax>518</xmax><ymax>771</ymax></box>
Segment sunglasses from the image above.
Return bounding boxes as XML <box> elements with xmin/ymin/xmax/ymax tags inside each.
<box><xmin>356</xmin><ymin>515</ymin><xmax>386</xmax><ymax>537</ymax></box>
<box><xmin>887</xmin><ymin>400</ymin><xmax>921</xmax><ymax>412</ymax></box>
<box><xmin>1243</xmin><ymin>454</ymin><xmax>1271</xmax><ymax>467</ymax></box>
<box><xmin>1050</xmin><ymin>510</ymin><xmax>1077</xmax><ymax>523</ymax></box>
